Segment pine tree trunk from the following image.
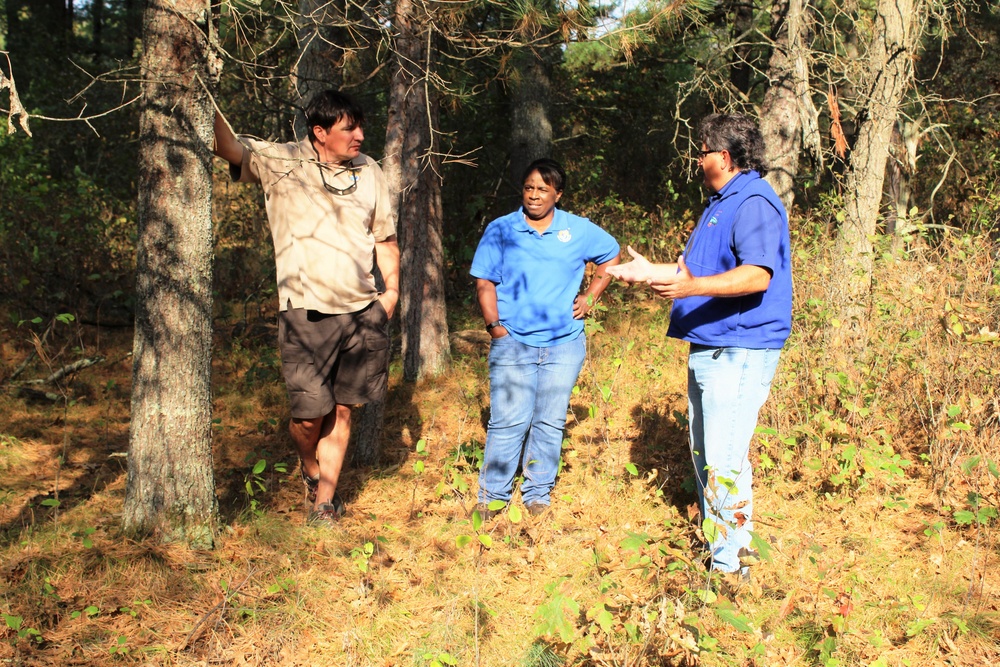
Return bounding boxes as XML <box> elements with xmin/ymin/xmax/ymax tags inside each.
<box><xmin>291</xmin><ymin>0</ymin><xmax>344</xmax><ymax>139</ymax></box>
<box><xmin>351</xmin><ymin>399</ymin><xmax>385</xmax><ymax>466</ymax></box>
<box><xmin>385</xmin><ymin>0</ymin><xmax>449</xmax><ymax>382</ymax></box>
<box><xmin>122</xmin><ymin>0</ymin><xmax>217</xmax><ymax>548</ymax></box>
<box><xmin>760</xmin><ymin>0</ymin><xmax>813</xmax><ymax>211</ymax></box>
<box><xmin>726</xmin><ymin>0</ymin><xmax>755</xmax><ymax>94</ymax></box>
<box><xmin>352</xmin><ymin>262</ymin><xmax>388</xmax><ymax>466</ymax></box>
<box><xmin>832</xmin><ymin>0</ymin><xmax>918</xmax><ymax>329</ymax></box>
<box><xmin>508</xmin><ymin>48</ymin><xmax>554</xmax><ymax>205</ymax></box>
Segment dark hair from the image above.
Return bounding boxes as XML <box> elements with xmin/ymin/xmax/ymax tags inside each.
<box><xmin>522</xmin><ymin>158</ymin><xmax>566</xmax><ymax>193</ymax></box>
<box><xmin>698</xmin><ymin>113</ymin><xmax>769</xmax><ymax>177</ymax></box>
<box><xmin>304</xmin><ymin>90</ymin><xmax>365</xmax><ymax>142</ymax></box>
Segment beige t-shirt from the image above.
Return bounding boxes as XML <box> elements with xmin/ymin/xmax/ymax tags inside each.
<box><xmin>232</xmin><ymin>138</ymin><xmax>395</xmax><ymax>314</ymax></box>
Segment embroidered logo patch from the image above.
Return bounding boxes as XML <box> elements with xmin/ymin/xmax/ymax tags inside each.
<box><xmin>707</xmin><ymin>209</ymin><xmax>723</xmax><ymax>227</ymax></box>
<box><xmin>558</xmin><ymin>229</ymin><xmax>572</xmax><ymax>243</ymax></box>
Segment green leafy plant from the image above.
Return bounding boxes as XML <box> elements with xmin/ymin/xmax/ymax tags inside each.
<box><xmin>119</xmin><ymin>599</ymin><xmax>152</xmax><ymax>618</ymax></box>
<box><xmin>109</xmin><ymin>634</ymin><xmax>129</xmax><ymax>655</ymax></box>
<box><xmin>266</xmin><ymin>577</ymin><xmax>297</xmax><ymax>595</ymax></box>
<box><xmin>73</xmin><ymin>526</ymin><xmax>96</xmax><ymax>549</ymax></box>
<box><xmin>413</xmin><ymin>438</ymin><xmax>428</xmax><ymax>474</ymax></box>
<box><xmin>70</xmin><ymin>606</ymin><xmax>99</xmax><ymax>620</ymax></box>
<box><xmin>3</xmin><ymin>614</ymin><xmax>43</xmax><ymax>644</ymax></box>
<box><xmin>350</xmin><ymin>538</ymin><xmax>386</xmax><ymax>574</ymax></box>
<box><xmin>243</xmin><ymin>457</ymin><xmax>288</xmax><ymax>515</ymax></box>
<box><xmin>533</xmin><ymin>577</ymin><xmax>580</xmax><ymax>644</ymax></box>
<box><xmin>420</xmin><ymin>651</ymin><xmax>457</xmax><ymax>667</ymax></box>
<box><xmin>458</xmin><ymin>500</ymin><xmax>508</xmax><ymax>550</ymax></box>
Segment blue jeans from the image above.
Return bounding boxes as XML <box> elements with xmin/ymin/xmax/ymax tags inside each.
<box><xmin>478</xmin><ymin>332</ymin><xmax>586</xmax><ymax>506</ymax></box>
<box><xmin>687</xmin><ymin>345</ymin><xmax>781</xmax><ymax>573</ymax></box>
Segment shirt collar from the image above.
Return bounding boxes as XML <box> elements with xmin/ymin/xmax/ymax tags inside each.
<box><xmin>512</xmin><ymin>207</ymin><xmax>569</xmax><ymax>234</ymax></box>
<box><xmin>710</xmin><ymin>170</ymin><xmax>759</xmax><ymax>201</ymax></box>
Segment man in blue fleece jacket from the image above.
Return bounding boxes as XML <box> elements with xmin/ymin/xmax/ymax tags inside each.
<box><xmin>609</xmin><ymin>113</ymin><xmax>792</xmax><ymax>576</ymax></box>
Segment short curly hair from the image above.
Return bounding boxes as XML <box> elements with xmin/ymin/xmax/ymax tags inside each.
<box><xmin>698</xmin><ymin>113</ymin><xmax>769</xmax><ymax>177</ymax></box>
<box><xmin>522</xmin><ymin>158</ymin><xmax>566</xmax><ymax>193</ymax></box>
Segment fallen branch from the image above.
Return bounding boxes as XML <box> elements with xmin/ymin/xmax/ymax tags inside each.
<box><xmin>12</xmin><ymin>386</ymin><xmax>62</xmax><ymax>402</ymax></box>
<box><xmin>181</xmin><ymin>568</ymin><xmax>257</xmax><ymax>651</ymax></box>
<box><xmin>8</xmin><ymin>350</ymin><xmax>36</xmax><ymax>382</ymax></box>
<box><xmin>15</xmin><ymin>356</ymin><xmax>106</xmax><ymax>386</ymax></box>
<box><xmin>42</xmin><ymin>356</ymin><xmax>106</xmax><ymax>385</ymax></box>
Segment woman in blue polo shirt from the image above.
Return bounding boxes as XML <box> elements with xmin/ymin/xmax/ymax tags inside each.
<box><xmin>471</xmin><ymin>158</ymin><xmax>620</xmax><ymax>518</ymax></box>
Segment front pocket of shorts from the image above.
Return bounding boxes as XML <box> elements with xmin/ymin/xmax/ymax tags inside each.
<box><xmin>278</xmin><ymin>317</ymin><xmax>314</xmax><ymax>364</ymax></box>
<box><xmin>365</xmin><ymin>327</ymin><xmax>390</xmax><ymax>386</ymax></box>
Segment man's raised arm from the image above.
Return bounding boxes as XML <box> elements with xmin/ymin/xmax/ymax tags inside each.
<box><xmin>213</xmin><ymin>111</ymin><xmax>244</xmax><ymax>166</ymax></box>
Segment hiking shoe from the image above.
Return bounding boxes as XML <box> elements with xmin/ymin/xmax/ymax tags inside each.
<box><xmin>307</xmin><ymin>502</ymin><xmax>342</xmax><ymax>526</ymax></box>
<box><xmin>301</xmin><ymin>468</ymin><xmax>319</xmax><ymax>504</ymax></box>
<box><xmin>737</xmin><ymin>547</ymin><xmax>761</xmax><ymax>569</ymax></box>
<box><xmin>472</xmin><ymin>502</ymin><xmax>503</xmax><ymax>521</ymax></box>
<box><xmin>330</xmin><ymin>490</ymin><xmax>347</xmax><ymax>517</ymax></box>
<box><xmin>525</xmin><ymin>502</ymin><xmax>549</xmax><ymax>517</ymax></box>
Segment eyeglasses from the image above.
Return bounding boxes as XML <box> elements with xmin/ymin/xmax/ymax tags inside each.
<box><xmin>318</xmin><ymin>163</ymin><xmax>359</xmax><ymax>196</ymax></box>
<box><xmin>696</xmin><ymin>149</ymin><xmax>723</xmax><ymax>160</ymax></box>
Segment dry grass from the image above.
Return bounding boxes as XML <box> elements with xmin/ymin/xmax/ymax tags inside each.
<box><xmin>2</xmin><ymin>232</ymin><xmax>999</xmax><ymax>666</ymax></box>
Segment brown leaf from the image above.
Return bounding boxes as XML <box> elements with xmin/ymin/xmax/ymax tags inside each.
<box><xmin>777</xmin><ymin>589</ymin><xmax>797</xmax><ymax>620</ymax></box>
<box><xmin>828</xmin><ymin>86</ymin><xmax>848</xmax><ymax>158</ymax></box>
<box><xmin>835</xmin><ymin>591</ymin><xmax>853</xmax><ymax>619</ymax></box>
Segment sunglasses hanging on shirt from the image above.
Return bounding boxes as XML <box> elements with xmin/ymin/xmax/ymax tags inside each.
<box><xmin>318</xmin><ymin>163</ymin><xmax>359</xmax><ymax>196</ymax></box>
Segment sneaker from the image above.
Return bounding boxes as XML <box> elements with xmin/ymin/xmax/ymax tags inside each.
<box><xmin>307</xmin><ymin>502</ymin><xmax>342</xmax><ymax>526</ymax></box>
<box><xmin>525</xmin><ymin>502</ymin><xmax>549</xmax><ymax>517</ymax></box>
<box><xmin>301</xmin><ymin>468</ymin><xmax>319</xmax><ymax>504</ymax></box>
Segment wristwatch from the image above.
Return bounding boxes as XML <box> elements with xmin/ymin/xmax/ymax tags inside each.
<box><xmin>486</xmin><ymin>320</ymin><xmax>502</xmax><ymax>333</ymax></box>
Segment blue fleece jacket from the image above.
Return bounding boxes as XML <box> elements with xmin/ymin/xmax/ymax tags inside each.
<box><xmin>667</xmin><ymin>171</ymin><xmax>792</xmax><ymax>349</ymax></box>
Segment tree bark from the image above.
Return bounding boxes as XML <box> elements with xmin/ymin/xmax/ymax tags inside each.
<box><xmin>385</xmin><ymin>0</ymin><xmax>449</xmax><ymax>382</ymax></box>
<box><xmin>726</xmin><ymin>0</ymin><xmax>756</xmax><ymax>95</ymax></box>
<box><xmin>759</xmin><ymin>0</ymin><xmax>815</xmax><ymax>211</ymax></box>
<box><xmin>291</xmin><ymin>0</ymin><xmax>344</xmax><ymax>139</ymax></box>
<box><xmin>884</xmin><ymin>118</ymin><xmax>921</xmax><ymax>238</ymax></box>
<box><xmin>832</xmin><ymin>0</ymin><xmax>919</xmax><ymax>325</ymax></box>
<box><xmin>123</xmin><ymin>0</ymin><xmax>217</xmax><ymax>548</ymax></box>
<box><xmin>352</xmin><ymin>260</ymin><xmax>388</xmax><ymax>466</ymax></box>
<box><xmin>508</xmin><ymin>47</ymin><xmax>554</xmax><ymax>205</ymax></box>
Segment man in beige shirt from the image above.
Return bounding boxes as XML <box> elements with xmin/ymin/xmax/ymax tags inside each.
<box><xmin>214</xmin><ymin>90</ymin><xmax>399</xmax><ymax>525</ymax></box>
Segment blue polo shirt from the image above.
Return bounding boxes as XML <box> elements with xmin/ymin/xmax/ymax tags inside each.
<box><xmin>667</xmin><ymin>171</ymin><xmax>792</xmax><ymax>348</ymax></box>
<box><xmin>471</xmin><ymin>208</ymin><xmax>620</xmax><ymax>347</ymax></box>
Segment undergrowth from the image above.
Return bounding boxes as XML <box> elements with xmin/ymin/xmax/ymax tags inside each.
<box><xmin>1</xmin><ymin>229</ymin><xmax>998</xmax><ymax>666</ymax></box>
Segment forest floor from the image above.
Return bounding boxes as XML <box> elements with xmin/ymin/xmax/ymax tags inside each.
<box><xmin>1</xmin><ymin>268</ymin><xmax>999</xmax><ymax>666</ymax></box>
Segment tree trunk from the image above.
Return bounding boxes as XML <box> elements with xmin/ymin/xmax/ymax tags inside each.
<box><xmin>832</xmin><ymin>0</ymin><xmax>919</xmax><ymax>325</ymax></box>
<box><xmin>726</xmin><ymin>0</ymin><xmax>755</xmax><ymax>95</ymax></box>
<box><xmin>291</xmin><ymin>0</ymin><xmax>344</xmax><ymax>139</ymax></box>
<box><xmin>508</xmin><ymin>47</ymin><xmax>554</xmax><ymax>206</ymax></box>
<box><xmin>5</xmin><ymin>0</ymin><xmax>73</xmax><ymax>95</ymax></box>
<box><xmin>385</xmin><ymin>0</ymin><xmax>449</xmax><ymax>382</ymax></box>
<box><xmin>759</xmin><ymin>0</ymin><xmax>815</xmax><ymax>211</ymax></box>
<box><xmin>352</xmin><ymin>260</ymin><xmax>388</xmax><ymax>466</ymax></box>
<box><xmin>91</xmin><ymin>0</ymin><xmax>105</xmax><ymax>57</ymax></box>
<box><xmin>884</xmin><ymin>118</ymin><xmax>921</xmax><ymax>239</ymax></box>
<box><xmin>123</xmin><ymin>0</ymin><xmax>217</xmax><ymax>548</ymax></box>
